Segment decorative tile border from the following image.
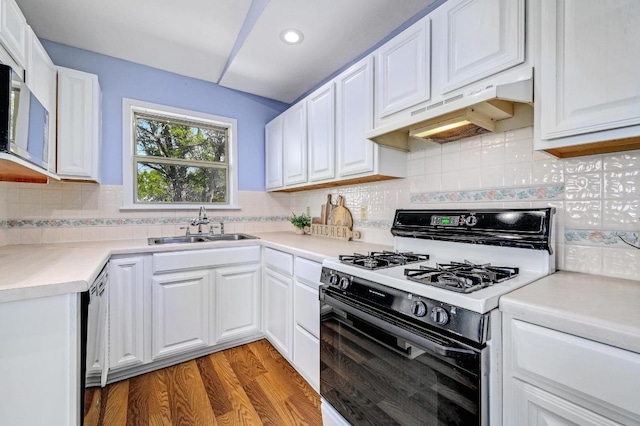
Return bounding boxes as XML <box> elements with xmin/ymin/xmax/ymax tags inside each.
<box><xmin>353</xmin><ymin>220</ymin><xmax>394</xmax><ymax>229</ymax></box>
<box><xmin>2</xmin><ymin>215</ymin><xmax>290</xmax><ymax>229</ymax></box>
<box><xmin>410</xmin><ymin>185</ymin><xmax>565</xmax><ymax>204</ymax></box>
<box><xmin>565</xmin><ymin>229</ymin><xmax>640</xmax><ymax>250</ymax></box>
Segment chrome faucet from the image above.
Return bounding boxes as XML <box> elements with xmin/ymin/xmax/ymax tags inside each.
<box><xmin>190</xmin><ymin>206</ymin><xmax>210</xmax><ymax>234</ymax></box>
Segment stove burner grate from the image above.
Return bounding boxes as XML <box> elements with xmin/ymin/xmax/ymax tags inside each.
<box><xmin>339</xmin><ymin>251</ymin><xmax>429</xmax><ymax>270</ymax></box>
<box><xmin>404</xmin><ymin>260</ymin><xmax>519</xmax><ymax>293</ymax></box>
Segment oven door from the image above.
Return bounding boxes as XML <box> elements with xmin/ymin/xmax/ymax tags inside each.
<box><xmin>320</xmin><ymin>288</ymin><xmax>487</xmax><ymax>426</ymax></box>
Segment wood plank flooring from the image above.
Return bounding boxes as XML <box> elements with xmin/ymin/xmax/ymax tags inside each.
<box><xmin>84</xmin><ymin>339</ymin><xmax>321</xmax><ymax>426</ymax></box>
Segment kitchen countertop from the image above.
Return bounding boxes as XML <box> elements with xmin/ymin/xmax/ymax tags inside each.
<box><xmin>500</xmin><ymin>271</ymin><xmax>640</xmax><ymax>354</ymax></box>
<box><xmin>0</xmin><ymin>232</ymin><xmax>392</xmax><ymax>304</ymax></box>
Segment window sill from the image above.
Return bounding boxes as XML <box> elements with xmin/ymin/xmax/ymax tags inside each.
<box><xmin>120</xmin><ymin>203</ymin><xmax>242</xmax><ymax>211</ymax></box>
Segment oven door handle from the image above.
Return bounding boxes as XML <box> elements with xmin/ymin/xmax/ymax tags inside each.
<box><xmin>323</xmin><ymin>292</ymin><xmax>479</xmax><ymax>359</ymax></box>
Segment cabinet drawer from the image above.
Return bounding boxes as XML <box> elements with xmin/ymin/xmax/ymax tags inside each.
<box><xmin>294</xmin><ymin>257</ymin><xmax>321</xmax><ymax>288</ymax></box>
<box><xmin>152</xmin><ymin>246</ymin><xmax>260</xmax><ymax>273</ymax></box>
<box><xmin>510</xmin><ymin>319</ymin><xmax>640</xmax><ymax>417</ymax></box>
<box><xmin>264</xmin><ymin>248</ymin><xmax>293</xmax><ymax>276</ymax></box>
<box><xmin>294</xmin><ymin>281</ymin><xmax>319</xmax><ymax>338</ymax></box>
<box><xmin>293</xmin><ymin>324</ymin><xmax>320</xmax><ymax>391</ymax></box>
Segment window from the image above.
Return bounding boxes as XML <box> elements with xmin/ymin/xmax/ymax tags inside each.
<box><xmin>122</xmin><ymin>99</ymin><xmax>238</xmax><ymax>209</ymax></box>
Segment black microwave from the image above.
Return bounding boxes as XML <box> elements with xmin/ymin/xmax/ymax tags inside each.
<box><xmin>0</xmin><ymin>63</ymin><xmax>50</xmax><ymax>170</ymax></box>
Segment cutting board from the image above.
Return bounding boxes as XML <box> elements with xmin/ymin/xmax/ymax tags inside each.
<box><xmin>309</xmin><ymin>194</ymin><xmax>360</xmax><ymax>240</ymax></box>
<box><xmin>327</xmin><ymin>195</ymin><xmax>353</xmax><ymax>228</ymax></box>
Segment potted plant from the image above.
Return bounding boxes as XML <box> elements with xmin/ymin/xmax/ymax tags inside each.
<box><xmin>289</xmin><ymin>212</ymin><xmax>311</xmax><ymax>234</ymax></box>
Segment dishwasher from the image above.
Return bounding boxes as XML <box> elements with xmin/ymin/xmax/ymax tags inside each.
<box><xmin>82</xmin><ymin>263</ymin><xmax>109</xmax><ymax>421</ymax></box>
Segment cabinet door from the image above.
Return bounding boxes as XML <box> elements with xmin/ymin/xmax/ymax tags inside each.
<box><xmin>283</xmin><ymin>101</ymin><xmax>308</xmax><ymax>185</ymax></box>
<box><xmin>293</xmin><ymin>324</ymin><xmax>320</xmax><ymax>391</ymax></box>
<box><xmin>307</xmin><ymin>82</ymin><xmax>335</xmax><ymax>182</ymax></box>
<box><xmin>26</xmin><ymin>28</ymin><xmax>56</xmax><ymax>171</ymax></box>
<box><xmin>0</xmin><ymin>0</ymin><xmax>27</xmax><ymax>68</ymax></box>
<box><xmin>508</xmin><ymin>379</ymin><xmax>620</xmax><ymax>426</ymax></box>
<box><xmin>212</xmin><ymin>263</ymin><xmax>261</xmax><ymax>344</ymax></box>
<box><xmin>57</xmin><ymin>66</ymin><xmax>101</xmax><ymax>182</ymax></box>
<box><xmin>0</xmin><ymin>294</ymin><xmax>80</xmax><ymax>426</ymax></box>
<box><xmin>151</xmin><ymin>270</ymin><xmax>210</xmax><ymax>360</ymax></box>
<box><xmin>294</xmin><ymin>281</ymin><xmax>319</xmax><ymax>338</ymax></box>
<box><xmin>336</xmin><ymin>56</ymin><xmax>375</xmax><ymax>177</ymax></box>
<box><xmin>375</xmin><ymin>17</ymin><xmax>430</xmax><ymax>119</ymax></box>
<box><xmin>264</xmin><ymin>268</ymin><xmax>293</xmax><ymax>359</ymax></box>
<box><xmin>265</xmin><ymin>116</ymin><xmax>283</xmax><ymax>190</ymax></box>
<box><xmin>109</xmin><ymin>256</ymin><xmax>145</xmax><ymax>370</ymax></box>
<box><xmin>431</xmin><ymin>0</ymin><xmax>525</xmax><ymax>94</ymax></box>
<box><xmin>540</xmin><ymin>0</ymin><xmax>640</xmax><ymax>140</ymax></box>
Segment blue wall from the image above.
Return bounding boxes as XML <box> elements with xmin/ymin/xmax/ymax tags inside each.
<box><xmin>42</xmin><ymin>40</ymin><xmax>289</xmax><ymax>190</ymax></box>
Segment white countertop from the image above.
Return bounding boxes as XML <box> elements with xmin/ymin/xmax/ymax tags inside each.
<box><xmin>500</xmin><ymin>271</ymin><xmax>640</xmax><ymax>354</ymax></box>
<box><xmin>0</xmin><ymin>232</ymin><xmax>392</xmax><ymax>304</ymax></box>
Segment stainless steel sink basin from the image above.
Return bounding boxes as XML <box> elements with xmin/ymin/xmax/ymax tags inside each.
<box><xmin>148</xmin><ymin>233</ymin><xmax>259</xmax><ymax>245</ymax></box>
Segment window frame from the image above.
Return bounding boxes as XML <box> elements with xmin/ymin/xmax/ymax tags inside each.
<box><xmin>121</xmin><ymin>98</ymin><xmax>239</xmax><ymax>210</ymax></box>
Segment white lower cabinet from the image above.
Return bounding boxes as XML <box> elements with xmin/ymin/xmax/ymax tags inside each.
<box><xmin>503</xmin><ymin>316</ymin><xmax>640</xmax><ymax>425</ymax></box>
<box><xmin>106</xmin><ymin>246</ymin><xmax>262</xmax><ymax>383</ymax></box>
<box><xmin>151</xmin><ymin>269</ymin><xmax>210</xmax><ymax>360</ymax></box>
<box><xmin>0</xmin><ymin>294</ymin><xmax>81</xmax><ymax>426</ymax></box>
<box><xmin>263</xmin><ymin>267</ymin><xmax>293</xmax><ymax>359</ymax></box>
<box><xmin>212</xmin><ymin>263</ymin><xmax>261</xmax><ymax>344</ymax></box>
<box><xmin>293</xmin><ymin>257</ymin><xmax>322</xmax><ymax>391</ymax></box>
<box><xmin>109</xmin><ymin>256</ymin><xmax>146</xmax><ymax>370</ymax></box>
<box><xmin>263</xmin><ymin>247</ymin><xmax>321</xmax><ymax>390</ymax></box>
<box><xmin>511</xmin><ymin>379</ymin><xmax>619</xmax><ymax>426</ymax></box>
<box><xmin>105</xmin><ymin>245</ymin><xmax>321</xmax><ymax>393</ymax></box>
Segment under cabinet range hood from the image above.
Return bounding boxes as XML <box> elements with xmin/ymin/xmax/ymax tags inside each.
<box><xmin>368</xmin><ymin>74</ymin><xmax>534</xmax><ymax>149</ymax></box>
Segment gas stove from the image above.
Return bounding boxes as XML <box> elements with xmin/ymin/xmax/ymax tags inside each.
<box><xmin>320</xmin><ymin>208</ymin><xmax>555</xmax><ymax>426</ymax></box>
<box><xmin>321</xmin><ymin>208</ymin><xmax>556</xmax><ymax>315</ymax></box>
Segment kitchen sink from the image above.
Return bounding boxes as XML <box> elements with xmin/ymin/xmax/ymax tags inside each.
<box><xmin>147</xmin><ymin>233</ymin><xmax>259</xmax><ymax>245</ymax></box>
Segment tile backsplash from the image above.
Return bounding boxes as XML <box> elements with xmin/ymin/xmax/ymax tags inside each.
<box><xmin>1</xmin><ymin>126</ymin><xmax>639</xmax><ymax>281</ymax></box>
<box><xmin>0</xmin><ymin>183</ymin><xmax>293</xmax><ymax>244</ymax></box>
<box><xmin>289</xmin><ymin>127</ymin><xmax>640</xmax><ymax>281</ymax></box>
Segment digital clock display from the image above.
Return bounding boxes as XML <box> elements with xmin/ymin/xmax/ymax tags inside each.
<box><xmin>431</xmin><ymin>215</ymin><xmax>460</xmax><ymax>226</ymax></box>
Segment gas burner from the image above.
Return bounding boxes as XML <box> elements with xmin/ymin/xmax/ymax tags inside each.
<box><xmin>404</xmin><ymin>260</ymin><xmax>519</xmax><ymax>293</ymax></box>
<box><xmin>339</xmin><ymin>251</ymin><xmax>429</xmax><ymax>270</ymax></box>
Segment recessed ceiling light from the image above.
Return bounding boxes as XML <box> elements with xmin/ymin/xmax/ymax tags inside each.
<box><xmin>280</xmin><ymin>29</ymin><xmax>304</xmax><ymax>45</ymax></box>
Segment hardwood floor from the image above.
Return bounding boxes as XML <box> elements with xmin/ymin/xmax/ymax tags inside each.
<box><xmin>84</xmin><ymin>339</ymin><xmax>322</xmax><ymax>425</ymax></box>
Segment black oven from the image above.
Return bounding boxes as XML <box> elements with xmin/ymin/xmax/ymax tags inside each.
<box><xmin>320</xmin><ymin>286</ymin><xmax>488</xmax><ymax>426</ymax></box>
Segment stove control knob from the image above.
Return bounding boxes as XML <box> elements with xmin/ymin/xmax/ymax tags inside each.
<box><xmin>431</xmin><ymin>307</ymin><xmax>450</xmax><ymax>325</ymax></box>
<box><xmin>328</xmin><ymin>273</ymin><xmax>339</xmax><ymax>286</ymax></box>
<box><xmin>338</xmin><ymin>276</ymin><xmax>351</xmax><ymax>290</ymax></box>
<box><xmin>411</xmin><ymin>301</ymin><xmax>428</xmax><ymax>317</ymax></box>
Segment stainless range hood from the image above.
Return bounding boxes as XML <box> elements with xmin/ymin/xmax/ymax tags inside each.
<box><xmin>367</xmin><ymin>75</ymin><xmax>534</xmax><ymax>150</ymax></box>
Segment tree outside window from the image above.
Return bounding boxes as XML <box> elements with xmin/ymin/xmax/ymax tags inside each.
<box><xmin>133</xmin><ymin>113</ymin><xmax>229</xmax><ymax>204</ymax></box>
<box><xmin>122</xmin><ymin>99</ymin><xmax>238</xmax><ymax>210</ymax></box>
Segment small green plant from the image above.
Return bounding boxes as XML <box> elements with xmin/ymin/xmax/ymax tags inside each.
<box><xmin>289</xmin><ymin>212</ymin><xmax>311</xmax><ymax>229</ymax></box>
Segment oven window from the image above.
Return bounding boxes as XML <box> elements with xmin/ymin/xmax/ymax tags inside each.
<box><xmin>320</xmin><ymin>310</ymin><xmax>481</xmax><ymax>425</ymax></box>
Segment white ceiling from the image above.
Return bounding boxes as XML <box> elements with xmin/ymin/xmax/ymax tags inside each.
<box><xmin>16</xmin><ymin>0</ymin><xmax>437</xmax><ymax>103</ymax></box>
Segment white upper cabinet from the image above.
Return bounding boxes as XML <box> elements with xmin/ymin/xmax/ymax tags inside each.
<box><xmin>536</xmin><ymin>0</ymin><xmax>640</xmax><ymax>155</ymax></box>
<box><xmin>265</xmin><ymin>115</ymin><xmax>284</xmax><ymax>190</ymax></box>
<box><xmin>431</xmin><ymin>0</ymin><xmax>525</xmax><ymax>95</ymax></box>
<box><xmin>0</xmin><ymin>0</ymin><xmax>27</xmax><ymax>68</ymax></box>
<box><xmin>282</xmin><ymin>101</ymin><xmax>308</xmax><ymax>186</ymax></box>
<box><xmin>56</xmin><ymin>66</ymin><xmax>102</xmax><ymax>182</ymax></box>
<box><xmin>307</xmin><ymin>82</ymin><xmax>335</xmax><ymax>182</ymax></box>
<box><xmin>336</xmin><ymin>56</ymin><xmax>375</xmax><ymax>177</ymax></box>
<box><xmin>26</xmin><ymin>27</ymin><xmax>57</xmax><ymax>172</ymax></box>
<box><xmin>375</xmin><ymin>17</ymin><xmax>430</xmax><ymax>121</ymax></box>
